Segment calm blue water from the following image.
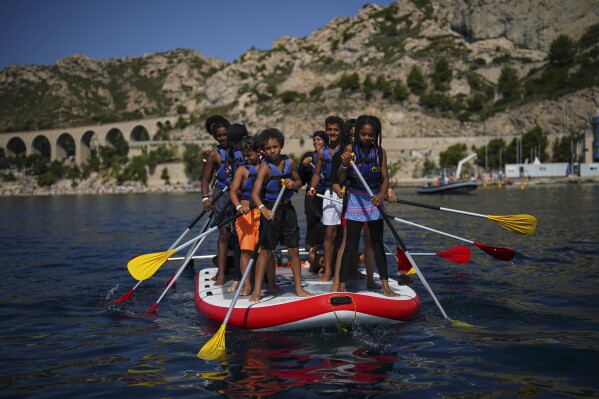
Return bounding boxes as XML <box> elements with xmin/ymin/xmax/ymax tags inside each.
<box><xmin>1</xmin><ymin>184</ymin><xmax>598</xmax><ymax>398</ymax></box>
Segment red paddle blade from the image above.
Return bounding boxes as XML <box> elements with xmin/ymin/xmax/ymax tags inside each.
<box><xmin>396</xmin><ymin>247</ymin><xmax>412</xmax><ymax>274</ymax></box>
<box><xmin>436</xmin><ymin>246</ymin><xmax>471</xmax><ymax>264</ymax></box>
<box><xmin>145</xmin><ymin>303</ymin><xmax>159</xmax><ymax>314</ymax></box>
<box><xmin>473</xmin><ymin>241</ymin><xmax>515</xmax><ymax>261</ymax></box>
<box><xmin>114</xmin><ymin>289</ymin><xmax>134</xmax><ymax>303</ymax></box>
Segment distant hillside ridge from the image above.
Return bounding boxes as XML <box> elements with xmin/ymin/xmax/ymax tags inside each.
<box><xmin>1</xmin><ymin>0</ymin><xmax>598</xmax><ymax>140</ymax></box>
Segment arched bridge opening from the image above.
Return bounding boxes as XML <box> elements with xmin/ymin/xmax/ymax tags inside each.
<box><xmin>6</xmin><ymin>137</ymin><xmax>26</xmax><ymax>157</ymax></box>
<box><xmin>32</xmin><ymin>135</ymin><xmax>51</xmax><ymax>160</ymax></box>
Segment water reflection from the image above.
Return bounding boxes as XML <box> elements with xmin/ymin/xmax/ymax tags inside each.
<box><xmin>202</xmin><ymin>331</ymin><xmax>406</xmax><ymax>397</ymax></box>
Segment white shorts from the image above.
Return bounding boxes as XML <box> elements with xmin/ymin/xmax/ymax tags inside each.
<box><xmin>321</xmin><ymin>189</ymin><xmax>343</xmax><ymax>226</ymax></box>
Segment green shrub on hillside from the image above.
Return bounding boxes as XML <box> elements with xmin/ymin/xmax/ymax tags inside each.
<box><xmin>337</xmin><ymin>73</ymin><xmax>360</xmax><ymax>91</ymax></box>
<box><xmin>497</xmin><ymin>66</ymin><xmax>521</xmax><ymax>101</ymax></box>
<box><xmin>407</xmin><ymin>65</ymin><xmax>426</xmax><ymax>95</ymax></box>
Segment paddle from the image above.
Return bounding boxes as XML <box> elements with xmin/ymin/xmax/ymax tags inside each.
<box><xmin>411</xmin><ymin>246</ymin><xmax>471</xmax><ymax>264</ymax></box>
<box><xmin>348</xmin><ymin>157</ymin><xmax>469</xmax><ymax>326</ymax></box>
<box><xmin>383</xmin><ymin>242</ymin><xmax>415</xmax><ymax>275</ymax></box>
<box><xmin>146</xmin><ymin>233</ymin><xmax>207</xmax><ymax>314</ymax></box>
<box><xmin>315</xmin><ymin>193</ymin><xmax>401</xmax><ymax>274</ymax></box>
<box><xmin>127</xmin><ymin>210</ymin><xmax>246</xmax><ymax>281</ymax></box>
<box><xmin>146</xmin><ymin>203</ymin><xmax>238</xmax><ymax>313</ymax></box>
<box><xmin>197</xmin><ymin>181</ymin><xmax>288</xmax><ymax>360</ymax></box>
<box><xmin>391</xmin><ymin>216</ymin><xmax>515</xmax><ymax>261</ymax></box>
<box><xmin>316</xmin><ymin>193</ymin><xmax>470</xmax><ymax>270</ymax></box>
<box><xmin>115</xmin><ymin>189</ymin><xmax>228</xmax><ymax>302</ymax></box>
<box><xmin>394</xmin><ymin>198</ymin><xmax>537</xmax><ymax>235</ymax></box>
<box><xmin>163</xmin><ymin>200</ymin><xmax>232</xmax><ymax>287</ymax></box>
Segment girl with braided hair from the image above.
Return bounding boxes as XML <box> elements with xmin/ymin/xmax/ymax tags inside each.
<box><xmin>337</xmin><ymin>115</ymin><xmax>398</xmax><ymax>296</ymax></box>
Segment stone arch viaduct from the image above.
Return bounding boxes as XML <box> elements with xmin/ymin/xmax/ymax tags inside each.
<box><xmin>0</xmin><ymin>116</ymin><xmax>178</xmax><ymax>166</ymax></box>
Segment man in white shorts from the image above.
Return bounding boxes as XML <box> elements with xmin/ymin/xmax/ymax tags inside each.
<box><xmin>307</xmin><ymin>116</ymin><xmax>344</xmax><ymax>282</ymax></box>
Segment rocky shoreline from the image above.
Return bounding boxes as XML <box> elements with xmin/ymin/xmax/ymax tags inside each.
<box><xmin>2</xmin><ymin>175</ymin><xmax>597</xmax><ymax>197</ymax></box>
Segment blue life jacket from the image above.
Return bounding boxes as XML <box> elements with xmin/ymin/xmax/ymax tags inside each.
<box><xmin>263</xmin><ymin>155</ymin><xmax>294</xmax><ymax>202</ymax></box>
<box><xmin>349</xmin><ymin>143</ymin><xmax>382</xmax><ymax>191</ymax></box>
<box><xmin>317</xmin><ymin>146</ymin><xmax>339</xmax><ymax>191</ymax></box>
<box><xmin>240</xmin><ymin>163</ymin><xmax>258</xmax><ymax>201</ymax></box>
<box><xmin>215</xmin><ymin>145</ymin><xmax>243</xmax><ymax>189</ymax></box>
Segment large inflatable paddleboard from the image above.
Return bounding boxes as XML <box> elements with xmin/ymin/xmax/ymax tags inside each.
<box><xmin>195</xmin><ymin>264</ymin><xmax>420</xmax><ymax>331</ymax></box>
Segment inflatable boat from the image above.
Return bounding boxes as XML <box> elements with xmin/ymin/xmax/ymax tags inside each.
<box><xmin>195</xmin><ymin>264</ymin><xmax>420</xmax><ymax>331</ymax></box>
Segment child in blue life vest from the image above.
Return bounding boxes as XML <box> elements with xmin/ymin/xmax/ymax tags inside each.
<box><xmin>200</xmin><ymin>116</ymin><xmax>246</xmax><ymax>286</ymax></box>
<box><xmin>306</xmin><ymin>116</ymin><xmax>344</xmax><ymax>282</ymax></box>
<box><xmin>229</xmin><ymin>135</ymin><xmax>274</xmax><ymax>296</ymax></box>
<box><xmin>250</xmin><ymin>128</ymin><xmax>313</xmax><ymax>303</ymax></box>
<box><xmin>297</xmin><ymin>130</ymin><xmax>329</xmax><ymax>264</ymax></box>
<box><xmin>337</xmin><ymin>115</ymin><xmax>398</xmax><ymax>297</ymax></box>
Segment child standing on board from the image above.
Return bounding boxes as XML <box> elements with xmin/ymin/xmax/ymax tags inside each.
<box><xmin>201</xmin><ymin>116</ymin><xmax>244</xmax><ymax>286</ymax></box>
<box><xmin>229</xmin><ymin>135</ymin><xmax>262</xmax><ymax>295</ymax></box>
<box><xmin>297</xmin><ymin>131</ymin><xmax>329</xmax><ymax>259</ymax></box>
<box><xmin>337</xmin><ymin>115</ymin><xmax>398</xmax><ymax>296</ymax></box>
<box><xmin>307</xmin><ymin>116</ymin><xmax>344</xmax><ymax>282</ymax></box>
<box><xmin>251</xmin><ymin>128</ymin><xmax>313</xmax><ymax>302</ymax></box>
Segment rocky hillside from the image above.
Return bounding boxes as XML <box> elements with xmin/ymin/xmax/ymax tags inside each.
<box><xmin>1</xmin><ymin>0</ymin><xmax>598</xmax><ymax>140</ymax></box>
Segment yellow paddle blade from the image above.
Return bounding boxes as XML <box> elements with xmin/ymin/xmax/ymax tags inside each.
<box><xmin>488</xmin><ymin>214</ymin><xmax>537</xmax><ymax>235</ymax></box>
<box><xmin>449</xmin><ymin>318</ymin><xmax>479</xmax><ymax>328</ymax></box>
<box><xmin>406</xmin><ymin>267</ymin><xmax>416</xmax><ymax>275</ymax></box>
<box><xmin>197</xmin><ymin>324</ymin><xmax>226</xmax><ymax>360</ymax></box>
<box><xmin>127</xmin><ymin>250</ymin><xmax>176</xmax><ymax>281</ymax></box>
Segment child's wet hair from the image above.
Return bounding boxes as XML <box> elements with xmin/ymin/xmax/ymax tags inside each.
<box><xmin>258</xmin><ymin>128</ymin><xmax>285</xmax><ymax>149</ymax></box>
<box><xmin>239</xmin><ymin>136</ymin><xmax>260</xmax><ymax>153</ymax></box>
<box><xmin>354</xmin><ymin>115</ymin><xmax>382</xmax><ymax>147</ymax></box>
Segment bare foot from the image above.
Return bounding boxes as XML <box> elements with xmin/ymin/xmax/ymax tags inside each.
<box><xmin>382</xmin><ymin>287</ymin><xmax>399</xmax><ymax>297</ymax></box>
<box><xmin>249</xmin><ymin>293</ymin><xmax>261</xmax><ymax>303</ymax></box>
<box><xmin>227</xmin><ymin>280</ymin><xmax>239</xmax><ymax>293</ymax></box>
<box><xmin>240</xmin><ymin>286</ymin><xmax>252</xmax><ymax>296</ymax></box>
<box><xmin>267</xmin><ymin>285</ymin><xmax>284</xmax><ymax>295</ymax></box>
<box><xmin>295</xmin><ymin>287</ymin><xmax>313</xmax><ymax>297</ymax></box>
<box><xmin>367</xmin><ymin>280</ymin><xmax>381</xmax><ymax>290</ymax></box>
<box><xmin>331</xmin><ymin>282</ymin><xmax>339</xmax><ymax>292</ymax></box>
<box><xmin>214</xmin><ymin>275</ymin><xmax>225</xmax><ymax>286</ymax></box>
<box><xmin>319</xmin><ymin>271</ymin><xmax>332</xmax><ymax>282</ymax></box>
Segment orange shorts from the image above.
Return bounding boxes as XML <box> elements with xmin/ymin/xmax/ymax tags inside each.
<box><xmin>235</xmin><ymin>209</ymin><xmax>261</xmax><ymax>251</ymax></box>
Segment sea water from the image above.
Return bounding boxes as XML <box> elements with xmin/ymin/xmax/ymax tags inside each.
<box><xmin>1</xmin><ymin>184</ymin><xmax>598</xmax><ymax>398</ymax></box>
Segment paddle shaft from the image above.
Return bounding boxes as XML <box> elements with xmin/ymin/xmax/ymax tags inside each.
<box><xmin>172</xmin><ymin>208</ymin><xmax>244</xmax><ymax>254</ymax></box>
<box><xmin>221</xmin><ymin>184</ymin><xmax>288</xmax><ymax>326</ymax></box>
<box><xmin>153</xmin><ymin>210</ymin><xmax>217</xmax><ymax>306</ymax></box>
<box><xmin>394</xmin><ymin>198</ymin><xmax>488</xmax><ymax>219</ymax></box>
<box><xmin>316</xmin><ymin>193</ymin><xmax>342</xmax><ymax>204</ymax></box>
<box><xmin>393</xmin><ymin>216</ymin><xmax>474</xmax><ymax>245</ymax></box>
<box><xmin>155</xmin><ymin>234</ymin><xmax>208</xmax><ymax>305</ymax></box>
<box><xmin>117</xmin><ymin>190</ymin><xmax>227</xmax><ymax>302</ymax></box>
<box><xmin>318</xmin><ymin>194</ymin><xmax>468</xmax><ymax>262</ymax></box>
<box><xmin>169</xmin><ymin>186</ymin><xmax>229</xmax><ymax>251</ymax></box>
<box><xmin>349</xmin><ymin>160</ymin><xmax>449</xmax><ymax>319</ymax></box>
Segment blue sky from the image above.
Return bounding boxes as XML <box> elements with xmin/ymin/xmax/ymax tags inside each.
<box><xmin>1</xmin><ymin>0</ymin><xmax>396</xmax><ymax>71</ymax></box>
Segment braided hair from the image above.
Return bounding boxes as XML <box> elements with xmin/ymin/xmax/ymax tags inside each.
<box><xmin>353</xmin><ymin>115</ymin><xmax>382</xmax><ymax>149</ymax></box>
<box><xmin>341</xmin><ymin>118</ymin><xmax>356</xmax><ymax>148</ymax></box>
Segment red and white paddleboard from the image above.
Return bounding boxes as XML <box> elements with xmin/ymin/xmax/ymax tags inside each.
<box><xmin>195</xmin><ymin>264</ymin><xmax>420</xmax><ymax>331</ymax></box>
